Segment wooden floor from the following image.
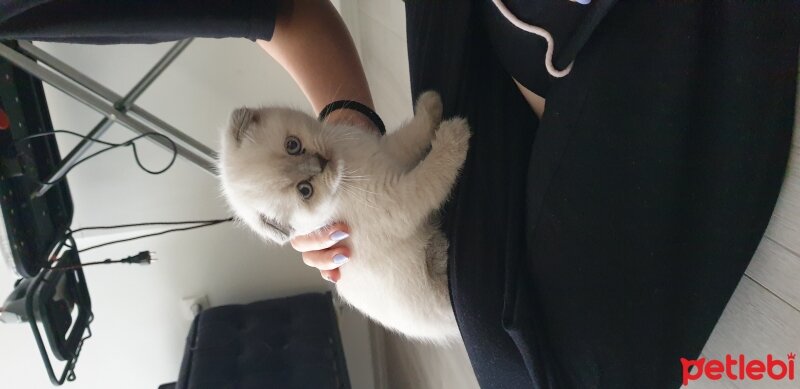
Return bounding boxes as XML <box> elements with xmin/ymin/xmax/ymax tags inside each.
<box><xmin>350</xmin><ymin>2</ymin><xmax>800</xmax><ymax>387</ymax></box>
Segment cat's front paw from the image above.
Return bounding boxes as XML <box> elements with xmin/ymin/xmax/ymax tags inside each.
<box><xmin>432</xmin><ymin>118</ymin><xmax>471</xmax><ymax>164</ymax></box>
<box><xmin>416</xmin><ymin>91</ymin><xmax>443</xmax><ymax>126</ymax></box>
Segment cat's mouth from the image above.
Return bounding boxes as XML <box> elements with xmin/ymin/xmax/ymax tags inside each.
<box><xmin>318</xmin><ymin>153</ymin><xmax>342</xmax><ymax>183</ymax></box>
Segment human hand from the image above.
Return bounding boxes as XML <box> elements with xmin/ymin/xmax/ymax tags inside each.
<box><xmin>290</xmin><ymin>222</ymin><xmax>351</xmax><ymax>283</ymax></box>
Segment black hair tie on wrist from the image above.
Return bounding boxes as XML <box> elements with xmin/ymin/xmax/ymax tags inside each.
<box><xmin>318</xmin><ymin>100</ymin><xmax>386</xmax><ymax>135</ymax></box>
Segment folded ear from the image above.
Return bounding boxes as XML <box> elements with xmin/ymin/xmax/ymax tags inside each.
<box><xmin>258</xmin><ymin>213</ymin><xmax>292</xmax><ymax>244</ymax></box>
<box><xmin>229</xmin><ymin>107</ymin><xmax>255</xmax><ymax>144</ymax></box>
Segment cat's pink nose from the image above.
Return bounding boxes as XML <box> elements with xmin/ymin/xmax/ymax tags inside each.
<box><xmin>317</xmin><ymin>155</ymin><xmax>329</xmax><ymax>172</ymax></box>
<box><xmin>296</xmin><ymin>154</ymin><xmax>329</xmax><ymax>176</ymax></box>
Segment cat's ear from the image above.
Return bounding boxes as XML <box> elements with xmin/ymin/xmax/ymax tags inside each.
<box><xmin>230</xmin><ymin>107</ymin><xmax>257</xmax><ymax>144</ymax></box>
<box><xmin>258</xmin><ymin>213</ymin><xmax>292</xmax><ymax>244</ymax></box>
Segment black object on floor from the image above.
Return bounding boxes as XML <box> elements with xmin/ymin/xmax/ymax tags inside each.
<box><xmin>0</xmin><ymin>41</ymin><xmax>94</xmax><ymax>387</ymax></box>
<box><xmin>0</xmin><ymin>40</ymin><xmax>73</xmax><ymax>278</ymax></box>
<box><xmin>1</xmin><ymin>246</ymin><xmax>93</xmax><ymax>385</ymax></box>
<box><xmin>170</xmin><ymin>292</ymin><xmax>351</xmax><ymax>389</ymax></box>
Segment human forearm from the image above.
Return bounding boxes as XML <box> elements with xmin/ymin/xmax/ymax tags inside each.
<box><xmin>258</xmin><ymin>0</ymin><xmax>377</xmax><ymax>132</ymax></box>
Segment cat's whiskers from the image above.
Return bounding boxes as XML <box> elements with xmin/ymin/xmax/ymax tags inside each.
<box><xmin>342</xmin><ymin>167</ymin><xmax>366</xmax><ymax>174</ymax></box>
<box><xmin>242</xmin><ymin>131</ymin><xmax>257</xmax><ymax>144</ymax></box>
<box><xmin>329</xmin><ymin>80</ymin><xmax>346</xmax><ymax>103</ymax></box>
<box><xmin>339</xmin><ymin>182</ymin><xmax>379</xmax><ymax>210</ymax></box>
<box><xmin>328</xmin><ymin>136</ymin><xmax>358</xmax><ymax>145</ymax></box>
<box><xmin>340</xmin><ymin>191</ymin><xmax>378</xmax><ymax>211</ymax></box>
<box><xmin>342</xmin><ymin>167</ymin><xmax>369</xmax><ymax>177</ymax></box>
<box><xmin>340</xmin><ymin>173</ymin><xmax>370</xmax><ymax>182</ymax></box>
<box><xmin>342</xmin><ymin>182</ymin><xmax>379</xmax><ymax>196</ymax></box>
<box><xmin>341</xmin><ymin>172</ymin><xmax>369</xmax><ymax>179</ymax></box>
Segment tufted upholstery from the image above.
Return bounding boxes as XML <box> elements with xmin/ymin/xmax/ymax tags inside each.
<box><xmin>173</xmin><ymin>292</ymin><xmax>350</xmax><ymax>389</ymax></box>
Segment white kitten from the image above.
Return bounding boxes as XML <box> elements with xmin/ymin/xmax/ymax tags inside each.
<box><xmin>218</xmin><ymin>92</ymin><xmax>470</xmax><ymax>343</ymax></box>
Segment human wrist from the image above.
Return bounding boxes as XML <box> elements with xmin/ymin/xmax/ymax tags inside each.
<box><xmin>321</xmin><ymin>106</ymin><xmax>381</xmax><ymax>134</ymax></box>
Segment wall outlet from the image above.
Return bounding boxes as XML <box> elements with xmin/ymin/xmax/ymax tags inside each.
<box><xmin>180</xmin><ymin>295</ymin><xmax>209</xmax><ymax>320</ymax></box>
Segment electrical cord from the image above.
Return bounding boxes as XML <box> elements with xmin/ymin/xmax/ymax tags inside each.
<box><xmin>68</xmin><ymin>218</ymin><xmax>234</xmax><ymax>235</ymax></box>
<box><xmin>54</xmin><ymin>218</ymin><xmax>234</xmax><ymax>269</ymax></box>
<box><xmin>70</xmin><ymin>218</ymin><xmax>233</xmax><ymax>253</ymax></box>
<box><xmin>13</xmin><ymin>129</ymin><xmax>178</xmax><ymax>185</ymax></box>
<box><xmin>13</xmin><ymin>130</ymin><xmax>234</xmax><ymax>258</ymax></box>
<box><xmin>54</xmin><ymin>251</ymin><xmax>155</xmax><ymax>271</ymax></box>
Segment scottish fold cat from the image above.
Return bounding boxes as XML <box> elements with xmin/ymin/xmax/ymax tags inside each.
<box><xmin>219</xmin><ymin>92</ymin><xmax>469</xmax><ymax>342</ymax></box>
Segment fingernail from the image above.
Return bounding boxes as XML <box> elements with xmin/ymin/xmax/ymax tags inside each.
<box><xmin>333</xmin><ymin>254</ymin><xmax>349</xmax><ymax>265</ymax></box>
<box><xmin>323</xmin><ymin>274</ymin><xmax>336</xmax><ymax>283</ymax></box>
<box><xmin>329</xmin><ymin>231</ymin><xmax>349</xmax><ymax>242</ymax></box>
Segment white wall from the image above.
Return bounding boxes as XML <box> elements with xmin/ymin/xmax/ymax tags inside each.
<box><xmin>355</xmin><ymin>0</ymin><xmax>413</xmax><ymax>128</ymax></box>
<box><xmin>1</xmin><ymin>24</ymin><xmax>375</xmax><ymax>389</ymax></box>
<box><xmin>36</xmin><ymin>38</ymin><xmax>310</xmax><ymax>233</ymax></box>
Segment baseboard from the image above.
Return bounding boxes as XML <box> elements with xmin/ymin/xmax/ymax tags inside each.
<box><xmin>368</xmin><ymin>322</ymin><xmax>390</xmax><ymax>389</ymax></box>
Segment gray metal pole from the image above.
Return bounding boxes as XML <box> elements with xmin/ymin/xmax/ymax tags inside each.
<box><xmin>35</xmin><ymin>118</ymin><xmax>115</xmax><ymax>193</ymax></box>
<box><xmin>17</xmin><ymin>41</ymin><xmax>118</xmax><ymax>101</ymax></box>
<box><xmin>114</xmin><ymin>39</ymin><xmax>192</xmax><ymax>111</ymax></box>
<box><xmin>18</xmin><ymin>41</ymin><xmax>216</xmax><ymax>159</ymax></box>
<box><xmin>128</xmin><ymin>105</ymin><xmax>216</xmax><ymax>157</ymax></box>
<box><xmin>17</xmin><ymin>40</ymin><xmax>118</xmax><ymax>102</ymax></box>
<box><xmin>0</xmin><ymin>43</ymin><xmax>217</xmax><ymax>188</ymax></box>
<box><xmin>27</xmin><ymin>39</ymin><xmax>193</xmax><ymax>197</ymax></box>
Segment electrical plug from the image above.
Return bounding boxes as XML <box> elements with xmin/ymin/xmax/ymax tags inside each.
<box><xmin>119</xmin><ymin>251</ymin><xmax>156</xmax><ymax>265</ymax></box>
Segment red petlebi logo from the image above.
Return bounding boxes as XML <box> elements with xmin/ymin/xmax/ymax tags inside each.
<box><xmin>681</xmin><ymin>353</ymin><xmax>796</xmax><ymax>386</ymax></box>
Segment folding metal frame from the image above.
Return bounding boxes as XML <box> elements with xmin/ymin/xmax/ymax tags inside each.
<box><xmin>0</xmin><ymin>39</ymin><xmax>216</xmax><ymax>198</ymax></box>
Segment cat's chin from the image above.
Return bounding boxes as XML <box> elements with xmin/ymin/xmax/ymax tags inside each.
<box><xmin>290</xmin><ymin>222</ymin><xmax>336</xmax><ymax>239</ymax></box>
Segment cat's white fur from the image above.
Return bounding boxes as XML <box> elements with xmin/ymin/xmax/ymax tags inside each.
<box><xmin>218</xmin><ymin>92</ymin><xmax>469</xmax><ymax>343</ymax></box>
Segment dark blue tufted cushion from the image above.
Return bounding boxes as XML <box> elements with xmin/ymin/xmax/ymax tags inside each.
<box><xmin>175</xmin><ymin>292</ymin><xmax>350</xmax><ymax>389</ymax></box>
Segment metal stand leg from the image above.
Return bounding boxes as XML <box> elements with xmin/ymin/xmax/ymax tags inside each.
<box><xmin>16</xmin><ymin>40</ymin><xmax>216</xmax><ymax>168</ymax></box>
<box><xmin>0</xmin><ymin>40</ymin><xmax>217</xmax><ymax>197</ymax></box>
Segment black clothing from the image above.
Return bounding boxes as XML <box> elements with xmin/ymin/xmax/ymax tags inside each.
<box><xmin>406</xmin><ymin>0</ymin><xmax>798</xmax><ymax>387</ymax></box>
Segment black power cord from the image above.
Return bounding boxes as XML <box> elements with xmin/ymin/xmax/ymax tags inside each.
<box><xmin>54</xmin><ymin>251</ymin><xmax>155</xmax><ymax>271</ymax></box>
<box><xmin>68</xmin><ymin>218</ymin><xmax>234</xmax><ymax>235</ymax></box>
<box><xmin>56</xmin><ymin>218</ymin><xmax>234</xmax><ymax>268</ymax></box>
<box><xmin>71</xmin><ymin>218</ymin><xmax>233</xmax><ymax>253</ymax></box>
<box><xmin>12</xmin><ymin>130</ymin><xmax>235</xmax><ymax>260</ymax></box>
<box><xmin>14</xmin><ymin>129</ymin><xmax>178</xmax><ymax>185</ymax></box>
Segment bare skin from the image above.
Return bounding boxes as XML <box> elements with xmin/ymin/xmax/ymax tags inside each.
<box><xmin>260</xmin><ymin>1</ymin><xmax>544</xmax><ymax>283</ymax></box>
<box><xmin>259</xmin><ymin>0</ymin><xmax>380</xmax><ymax>283</ymax></box>
<box><xmin>514</xmin><ymin>79</ymin><xmax>546</xmax><ymax>119</ymax></box>
<box><xmin>258</xmin><ymin>0</ymin><xmax>378</xmax><ymax>134</ymax></box>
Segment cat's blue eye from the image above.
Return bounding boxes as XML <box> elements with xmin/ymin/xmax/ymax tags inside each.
<box><xmin>297</xmin><ymin>181</ymin><xmax>313</xmax><ymax>199</ymax></box>
<box><xmin>285</xmin><ymin>136</ymin><xmax>303</xmax><ymax>155</ymax></box>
